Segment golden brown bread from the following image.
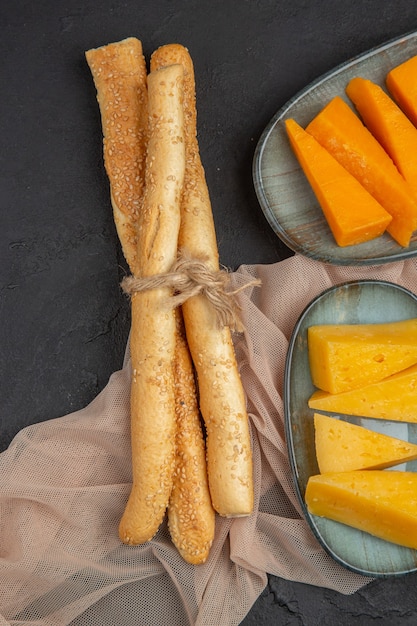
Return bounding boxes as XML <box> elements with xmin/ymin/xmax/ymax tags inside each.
<box><xmin>85</xmin><ymin>38</ymin><xmax>148</xmax><ymax>275</ymax></box>
<box><xmin>168</xmin><ymin>309</ymin><xmax>215</xmax><ymax>564</ymax></box>
<box><xmin>150</xmin><ymin>44</ymin><xmax>219</xmax><ymax>265</ymax></box>
<box><xmin>151</xmin><ymin>44</ymin><xmax>254</xmax><ymax>517</ymax></box>
<box><xmin>88</xmin><ymin>37</ymin><xmax>251</xmax><ymax>557</ymax></box>
<box><xmin>118</xmin><ymin>62</ymin><xmax>186</xmax><ymax>544</ymax></box>
<box><xmin>87</xmin><ymin>39</ymin><xmax>215</xmax><ymax>553</ymax></box>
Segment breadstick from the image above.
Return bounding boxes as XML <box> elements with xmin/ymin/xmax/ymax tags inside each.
<box><xmin>118</xmin><ymin>62</ymin><xmax>186</xmax><ymax>544</ymax></box>
<box><xmin>85</xmin><ymin>38</ymin><xmax>148</xmax><ymax>274</ymax></box>
<box><xmin>150</xmin><ymin>45</ymin><xmax>254</xmax><ymax>517</ymax></box>
<box><xmin>168</xmin><ymin>308</ymin><xmax>215</xmax><ymax>564</ymax></box>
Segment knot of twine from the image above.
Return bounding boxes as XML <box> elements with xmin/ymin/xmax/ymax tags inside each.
<box><xmin>121</xmin><ymin>251</ymin><xmax>261</xmax><ymax>332</ymax></box>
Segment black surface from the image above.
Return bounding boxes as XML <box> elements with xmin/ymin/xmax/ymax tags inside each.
<box><xmin>2</xmin><ymin>1</ymin><xmax>417</xmax><ymax>623</ymax></box>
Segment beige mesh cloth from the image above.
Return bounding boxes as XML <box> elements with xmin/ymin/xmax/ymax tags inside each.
<box><xmin>1</xmin><ymin>253</ymin><xmax>417</xmax><ymax>625</ymax></box>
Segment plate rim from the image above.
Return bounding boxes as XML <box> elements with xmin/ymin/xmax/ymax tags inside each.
<box><xmin>284</xmin><ymin>278</ymin><xmax>417</xmax><ymax>577</ymax></box>
<box><xmin>253</xmin><ymin>29</ymin><xmax>417</xmax><ymax>266</ymax></box>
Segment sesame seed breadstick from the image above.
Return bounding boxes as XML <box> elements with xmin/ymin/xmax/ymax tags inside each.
<box><xmin>150</xmin><ymin>45</ymin><xmax>254</xmax><ymax>517</ymax></box>
<box><xmin>168</xmin><ymin>308</ymin><xmax>215</xmax><ymax>564</ymax></box>
<box><xmin>150</xmin><ymin>44</ymin><xmax>219</xmax><ymax>266</ymax></box>
<box><xmin>118</xmin><ymin>62</ymin><xmax>186</xmax><ymax>545</ymax></box>
<box><xmin>85</xmin><ymin>37</ymin><xmax>148</xmax><ymax>275</ymax></box>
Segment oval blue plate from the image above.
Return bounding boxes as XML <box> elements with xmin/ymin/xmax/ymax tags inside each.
<box><xmin>284</xmin><ymin>280</ymin><xmax>417</xmax><ymax>577</ymax></box>
<box><xmin>253</xmin><ymin>30</ymin><xmax>417</xmax><ymax>265</ymax></box>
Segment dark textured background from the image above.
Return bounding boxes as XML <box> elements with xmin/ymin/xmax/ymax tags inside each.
<box><xmin>2</xmin><ymin>1</ymin><xmax>417</xmax><ymax>623</ymax></box>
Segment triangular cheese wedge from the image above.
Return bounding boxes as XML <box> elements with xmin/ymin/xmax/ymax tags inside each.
<box><xmin>306</xmin><ymin>96</ymin><xmax>417</xmax><ymax>247</ymax></box>
<box><xmin>313</xmin><ymin>413</ymin><xmax>417</xmax><ymax>472</ymax></box>
<box><xmin>346</xmin><ymin>77</ymin><xmax>417</xmax><ymax>199</ymax></box>
<box><xmin>309</xmin><ymin>363</ymin><xmax>417</xmax><ymax>422</ymax></box>
<box><xmin>387</xmin><ymin>54</ymin><xmax>417</xmax><ymax>128</ymax></box>
<box><xmin>285</xmin><ymin>118</ymin><xmax>391</xmax><ymax>247</ymax></box>
<box><xmin>305</xmin><ymin>470</ymin><xmax>417</xmax><ymax>550</ymax></box>
<box><xmin>308</xmin><ymin>318</ymin><xmax>417</xmax><ymax>394</ymax></box>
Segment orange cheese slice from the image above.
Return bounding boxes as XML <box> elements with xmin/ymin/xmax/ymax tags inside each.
<box><xmin>346</xmin><ymin>76</ymin><xmax>417</xmax><ymax>199</ymax></box>
<box><xmin>308</xmin><ymin>318</ymin><xmax>417</xmax><ymax>394</ymax></box>
<box><xmin>305</xmin><ymin>470</ymin><xmax>417</xmax><ymax>550</ymax></box>
<box><xmin>386</xmin><ymin>54</ymin><xmax>417</xmax><ymax>128</ymax></box>
<box><xmin>285</xmin><ymin>118</ymin><xmax>392</xmax><ymax>247</ymax></box>
<box><xmin>309</xmin><ymin>362</ymin><xmax>417</xmax><ymax>422</ymax></box>
<box><xmin>313</xmin><ymin>413</ymin><xmax>417</xmax><ymax>472</ymax></box>
<box><xmin>306</xmin><ymin>96</ymin><xmax>417</xmax><ymax>246</ymax></box>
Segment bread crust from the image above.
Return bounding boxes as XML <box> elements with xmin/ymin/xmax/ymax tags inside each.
<box><xmin>151</xmin><ymin>45</ymin><xmax>254</xmax><ymax>517</ymax></box>
<box><xmin>168</xmin><ymin>309</ymin><xmax>215</xmax><ymax>564</ymax></box>
<box><xmin>118</xmin><ymin>63</ymin><xmax>186</xmax><ymax>544</ymax></box>
<box><xmin>85</xmin><ymin>38</ymin><xmax>148</xmax><ymax>274</ymax></box>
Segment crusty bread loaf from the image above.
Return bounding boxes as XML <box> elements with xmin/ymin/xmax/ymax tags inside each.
<box><xmin>85</xmin><ymin>38</ymin><xmax>148</xmax><ymax>275</ymax></box>
<box><xmin>87</xmin><ymin>38</ymin><xmax>216</xmax><ymax>552</ymax></box>
<box><xmin>151</xmin><ymin>45</ymin><xmax>254</xmax><ymax>517</ymax></box>
<box><xmin>117</xmin><ymin>62</ymin><xmax>186</xmax><ymax>544</ymax></box>
<box><xmin>168</xmin><ymin>308</ymin><xmax>215</xmax><ymax>564</ymax></box>
<box><xmin>150</xmin><ymin>44</ymin><xmax>219</xmax><ymax>266</ymax></box>
<box><xmin>88</xmin><ymin>37</ymin><xmax>251</xmax><ymax>556</ymax></box>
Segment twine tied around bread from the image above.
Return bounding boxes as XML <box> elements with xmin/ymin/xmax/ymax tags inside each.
<box><xmin>121</xmin><ymin>251</ymin><xmax>261</xmax><ymax>332</ymax></box>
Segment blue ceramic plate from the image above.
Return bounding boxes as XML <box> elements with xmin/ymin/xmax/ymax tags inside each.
<box><xmin>284</xmin><ymin>280</ymin><xmax>417</xmax><ymax>577</ymax></box>
<box><xmin>253</xmin><ymin>31</ymin><xmax>417</xmax><ymax>265</ymax></box>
